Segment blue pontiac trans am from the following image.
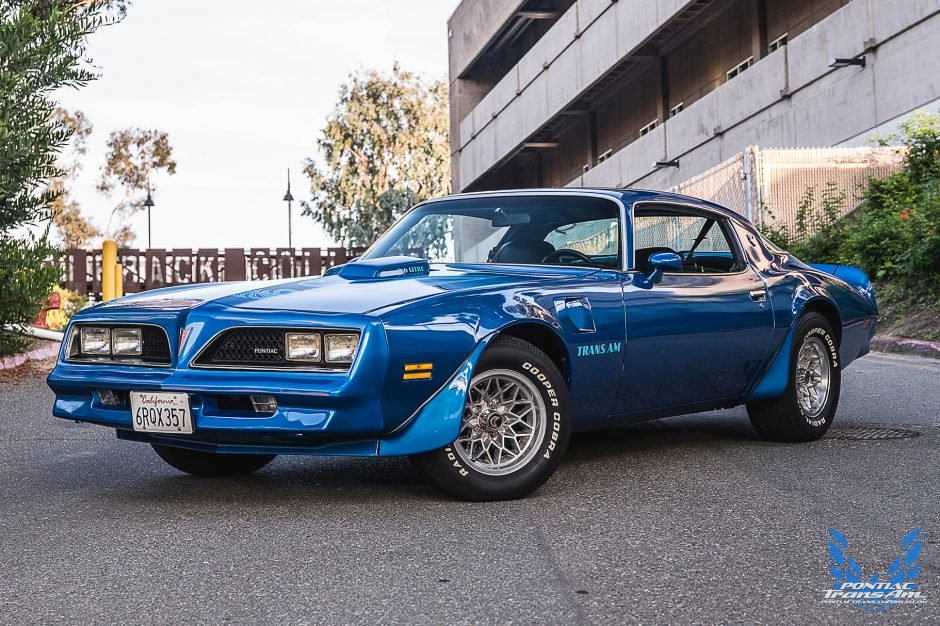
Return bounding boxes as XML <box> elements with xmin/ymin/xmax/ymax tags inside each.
<box><xmin>47</xmin><ymin>189</ymin><xmax>878</xmax><ymax>500</ymax></box>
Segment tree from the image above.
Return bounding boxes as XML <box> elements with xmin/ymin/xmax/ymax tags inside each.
<box><xmin>302</xmin><ymin>62</ymin><xmax>450</xmax><ymax>248</ymax></box>
<box><xmin>50</xmin><ymin>106</ymin><xmax>101</xmax><ymax>248</ymax></box>
<box><xmin>0</xmin><ymin>0</ymin><xmax>114</xmax><ymax>355</ymax></box>
<box><xmin>97</xmin><ymin>127</ymin><xmax>176</xmax><ymax>242</ymax></box>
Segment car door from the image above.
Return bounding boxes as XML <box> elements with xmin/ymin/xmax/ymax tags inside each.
<box><xmin>613</xmin><ymin>203</ymin><xmax>775</xmax><ymax>415</ymax></box>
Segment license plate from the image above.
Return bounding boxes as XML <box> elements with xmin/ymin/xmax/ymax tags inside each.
<box><xmin>130</xmin><ymin>392</ymin><xmax>193</xmax><ymax>434</ymax></box>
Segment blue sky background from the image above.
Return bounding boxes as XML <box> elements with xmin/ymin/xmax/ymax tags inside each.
<box><xmin>57</xmin><ymin>0</ymin><xmax>461</xmax><ymax>249</ymax></box>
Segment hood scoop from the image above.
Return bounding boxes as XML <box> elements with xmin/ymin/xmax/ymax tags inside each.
<box><xmin>327</xmin><ymin>256</ymin><xmax>431</xmax><ymax>280</ymax></box>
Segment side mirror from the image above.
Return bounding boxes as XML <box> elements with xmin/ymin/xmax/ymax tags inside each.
<box><xmin>645</xmin><ymin>252</ymin><xmax>682</xmax><ymax>285</ymax></box>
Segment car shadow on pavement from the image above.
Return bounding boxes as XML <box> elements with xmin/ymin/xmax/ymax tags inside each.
<box><xmin>47</xmin><ymin>412</ymin><xmax>771</xmax><ymax>507</ymax></box>
<box><xmin>565</xmin><ymin>411</ymin><xmax>764</xmax><ymax>459</ymax></box>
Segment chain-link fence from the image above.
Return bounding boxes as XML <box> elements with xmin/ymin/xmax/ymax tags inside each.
<box><xmin>667</xmin><ymin>146</ymin><xmax>906</xmax><ymax>236</ymax></box>
<box><xmin>671</xmin><ymin>149</ymin><xmax>759</xmax><ymax>222</ymax></box>
<box><xmin>755</xmin><ymin>146</ymin><xmax>906</xmax><ymax>234</ymax></box>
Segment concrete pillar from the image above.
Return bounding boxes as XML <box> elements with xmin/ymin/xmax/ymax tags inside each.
<box><xmin>756</xmin><ymin>0</ymin><xmax>769</xmax><ymax>59</ymax></box>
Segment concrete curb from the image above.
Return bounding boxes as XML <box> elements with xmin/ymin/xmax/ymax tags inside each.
<box><xmin>0</xmin><ymin>342</ymin><xmax>61</xmax><ymax>371</ymax></box>
<box><xmin>872</xmin><ymin>335</ymin><xmax>940</xmax><ymax>360</ymax></box>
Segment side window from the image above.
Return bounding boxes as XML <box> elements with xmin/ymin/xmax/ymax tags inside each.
<box><xmin>544</xmin><ymin>218</ymin><xmax>620</xmax><ymax>258</ymax></box>
<box><xmin>633</xmin><ymin>208</ymin><xmax>740</xmax><ymax>274</ymax></box>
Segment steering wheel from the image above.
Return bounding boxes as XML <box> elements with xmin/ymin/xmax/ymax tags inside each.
<box><xmin>542</xmin><ymin>248</ymin><xmax>595</xmax><ymax>266</ymax></box>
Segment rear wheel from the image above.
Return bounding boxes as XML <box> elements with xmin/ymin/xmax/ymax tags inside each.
<box><xmin>410</xmin><ymin>336</ymin><xmax>571</xmax><ymax>501</ymax></box>
<box><xmin>152</xmin><ymin>444</ymin><xmax>276</xmax><ymax>477</ymax></box>
<box><xmin>746</xmin><ymin>312</ymin><xmax>841</xmax><ymax>442</ymax></box>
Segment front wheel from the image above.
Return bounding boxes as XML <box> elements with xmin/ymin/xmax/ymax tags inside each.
<box><xmin>746</xmin><ymin>312</ymin><xmax>841</xmax><ymax>442</ymax></box>
<box><xmin>152</xmin><ymin>444</ymin><xmax>276</xmax><ymax>477</ymax></box>
<box><xmin>410</xmin><ymin>336</ymin><xmax>571</xmax><ymax>501</ymax></box>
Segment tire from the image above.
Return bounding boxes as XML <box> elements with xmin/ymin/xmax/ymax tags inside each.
<box><xmin>151</xmin><ymin>444</ymin><xmax>276</xmax><ymax>477</ymax></box>
<box><xmin>746</xmin><ymin>312</ymin><xmax>841</xmax><ymax>442</ymax></box>
<box><xmin>409</xmin><ymin>336</ymin><xmax>571</xmax><ymax>501</ymax></box>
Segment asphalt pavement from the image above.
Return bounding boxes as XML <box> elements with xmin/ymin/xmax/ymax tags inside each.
<box><xmin>1</xmin><ymin>352</ymin><xmax>937</xmax><ymax>625</ymax></box>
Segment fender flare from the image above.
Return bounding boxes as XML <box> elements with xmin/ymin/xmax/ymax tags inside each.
<box><xmin>376</xmin><ymin>317</ymin><xmax>568</xmax><ymax>456</ymax></box>
<box><xmin>377</xmin><ymin>336</ymin><xmax>493</xmax><ymax>456</ymax></box>
<box><xmin>746</xmin><ymin>295</ymin><xmax>839</xmax><ymax>402</ymax></box>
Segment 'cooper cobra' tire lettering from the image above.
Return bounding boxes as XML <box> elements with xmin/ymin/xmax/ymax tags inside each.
<box><xmin>746</xmin><ymin>312</ymin><xmax>842</xmax><ymax>442</ymax></box>
<box><xmin>411</xmin><ymin>337</ymin><xmax>571</xmax><ymax>501</ymax></box>
<box><xmin>807</xmin><ymin>327</ymin><xmax>839</xmax><ymax>368</ymax></box>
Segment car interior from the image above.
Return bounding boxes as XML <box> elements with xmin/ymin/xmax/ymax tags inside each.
<box><xmin>480</xmin><ymin>199</ymin><xmax>623</xmax><ymax>268</ymax></box>
<box><xmin>633</xmin><ymin>206</ymin><xmax>743</xmax><ymax>274</ymax></box>
<box><xmin>373</xmin><ymin>195</ymin><xmax>623</xmax><ymax>268</ymax></box>
<box><xmin>370</xmin><ymin>196</ymin><xmax>744</xmax><ymax>274</ymax></box>
<box><xmin>487</xmin><ymin>217</ymin><xmax>620</xmax><ymax>269</ymax></box>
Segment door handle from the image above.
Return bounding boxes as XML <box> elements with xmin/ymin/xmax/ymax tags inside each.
<box><xmin>749</xmin><ymin>289</ymin><xmax>767</xmax><ymax>302</ymax></box>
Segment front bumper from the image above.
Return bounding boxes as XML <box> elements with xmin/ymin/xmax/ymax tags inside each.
<box><xmin>48</xmin><ymin>362</ymin><xmax>385</xmax><ymax>439</ymax></box>
<box><xmin>47</xmin><ymin>303</ymin><xmax>486</xmax><ymax>456</ymax></box>
<box><xmin>47</xmin><ymin>335</ymin><xmax>484</xmax><ymax>458</ymax></box>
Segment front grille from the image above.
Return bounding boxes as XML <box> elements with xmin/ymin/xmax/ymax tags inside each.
<box><xmin>68</xmin><ymin>324</ymin><xmax>172</xmax><ymax>366</ymax></box>
<box><xmin>208</xmin><ymin>328</ymin><xmax>286</xmax><ymax>364</ymax></box>
<box><xmin>141</xmin><ymin>326</ymin><xmax>171</xmax><ymax>363</ymax></box>
<box><xmin>193</xmin><ymin>328</ymin><xmax>355</xmax><ymax>370</ymax></box>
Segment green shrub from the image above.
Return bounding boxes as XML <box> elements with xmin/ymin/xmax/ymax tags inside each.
<box><xmin>845</xmin><ymin>175</ymin><xmax>940</xmax><ymax>289</ymax></box>
<box><xmin>792</xmin><ymin>183</ymin><xmax>851</xmax><ymax>264</ymax></box>
<box><xmin>760</xmin><ymin>110</ymin><xmax>940</xmax><ymax>301</ymax></box>
<box><xmin>0</xmin><ymin>1</ymin><xmax>110</xmax><ymax>356</ymax></box>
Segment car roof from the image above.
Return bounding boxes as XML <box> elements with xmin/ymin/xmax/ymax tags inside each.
<box><xmin>425</xmin><ymin>188</ymin><xmax>747</xmax><ymax>224</ymax></box>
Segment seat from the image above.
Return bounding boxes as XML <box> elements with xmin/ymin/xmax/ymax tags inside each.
<box><xmin>490</xmin><ymin>240</ymin><xmax>556</xmax><ymax>265</ymax></box>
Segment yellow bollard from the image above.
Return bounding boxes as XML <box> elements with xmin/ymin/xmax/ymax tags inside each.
<box><xmin>114</xmin><ymin>262</ymin><xmax>124</xmax><ymax>298</ymax></box>
<box><xmin>102</xmin><ymin>240</ymin><xmax>117</xmax><ymax>301</ymax></box>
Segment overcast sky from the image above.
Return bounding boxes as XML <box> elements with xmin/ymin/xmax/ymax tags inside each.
<box><xmin>57</xmin><ymin>0</ymin><xmax>461</xmax><ymax>250</ymax></box>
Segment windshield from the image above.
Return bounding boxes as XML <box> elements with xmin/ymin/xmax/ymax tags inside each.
<box><xmin>361</xmin><ymin>195</ymin><xmax>622</xmax><ymax>269</ymax></box>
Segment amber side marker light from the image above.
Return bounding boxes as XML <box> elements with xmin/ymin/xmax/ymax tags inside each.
<box><xmin>403</xmin><ymin>363</ymin><xmax>433</xmax><ymax>380</ymax></box>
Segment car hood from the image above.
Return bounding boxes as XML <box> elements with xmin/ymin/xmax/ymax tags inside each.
<box><xmin>92</xmin><ymin>264</ymin><xmax>600</xmax><ymax>316</ymax></box>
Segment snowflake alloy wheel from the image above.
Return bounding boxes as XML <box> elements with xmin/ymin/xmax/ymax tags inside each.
<box><xmin>453</xmin><ymin>369</ymin><xmax>548</xmax><ymax>476</ymax></box>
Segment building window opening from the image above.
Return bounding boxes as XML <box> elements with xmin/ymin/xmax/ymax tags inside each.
<box><xmin>639</xmin><ymin>119</ymin><xmax>658</xmax><ymax>137</ymax></box>
<box><xmin>768</xmin><ymin>33</ymin><xmax>788</xmax><ymax>54</ymax></box>
<box><xmin>670</xmin><ymin>103</ymin><xmax>684</xmax><ymax>118</ymax></box>
<box><xmin>725</xmin><ymin>57</ymin><xmax>754</xmax><ymax>82</ymax></box>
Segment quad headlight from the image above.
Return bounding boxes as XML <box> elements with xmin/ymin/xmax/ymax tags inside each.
<box><xmin>67</xmin><ymin>325</ymin><xmax>171</xmax><ymax>365</ymax></box>
<box><xmin>324</xmin><ymin>334</ymin><xmax>359</xmax><ymax>364</ymax></box>
<box><xmin>283</xmin><ymin>332</ymin><xmax>359</xmax><ymax>364</ymax></box>
<box><xmin>285</xmin><ymin>332</ymin><xmax>322</xmax><ymax>362</ymax></box>
<box><xmin>77</xmin><ymin>326</ymin><xmax>142</xmax><ymax>357</ymax></box>
<box><xmin>111</xmin><ymin>328</ymin><xmax>142</xmax><ymax>356</ymax></box>
<box><xmin>80</xmin><ymin>327</ymin><xmax>111</xmax><ymax>355</ymax></box>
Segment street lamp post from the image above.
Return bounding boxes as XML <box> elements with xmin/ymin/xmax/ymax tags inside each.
<box><xmin>283</xmin><ymin>169</ymin><xmax>294</xmax><ymax>249</ymax></box>
<box><xmin>143</xmin><ymin>189</ymin><xmax>155</xmax><ymax>248</ymax></box>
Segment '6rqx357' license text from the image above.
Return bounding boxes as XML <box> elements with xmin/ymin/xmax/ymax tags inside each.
<box><xmin>129</xmin><ymin>392</ymin><xmax>193</xmax><ymax>434</ymax></box>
